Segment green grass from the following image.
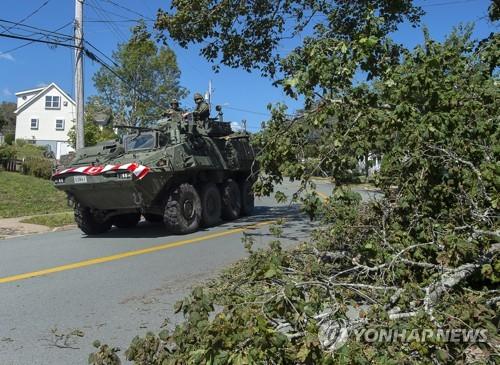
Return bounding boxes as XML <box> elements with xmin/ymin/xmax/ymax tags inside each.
<box><xmin>21</xmin><ymin>212</ymin><xmax>75</xmax><ymax>228</ymax></box>
<box><xmin>0</xmin><ymin>172</ymin><xmax>70</xmax><ymax>218</ymax></box>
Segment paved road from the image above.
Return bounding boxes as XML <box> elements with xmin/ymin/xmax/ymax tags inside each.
<box><xmin>0</xmin><ymin>181</ymin><xmax>373</xmax><ymax>364</ymax></box>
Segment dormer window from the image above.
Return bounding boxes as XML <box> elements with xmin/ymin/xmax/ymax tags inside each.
<box><xmin>45</xmin><ymin>95</ymin><xmax>60</xmax><ymax>109</ymax></box>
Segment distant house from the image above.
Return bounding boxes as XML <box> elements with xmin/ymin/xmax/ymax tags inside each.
<box><xmin>14</xmin><ymin>83</ymin><xmax>75</xmax><ymax>159</ymax></box>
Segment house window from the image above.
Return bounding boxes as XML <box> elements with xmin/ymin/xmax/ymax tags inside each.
<box><xmin>30</xmin><ymin>118</ymin><xmax>39</xmax><ymax>130</ymax></box>
<box><xmin>55</xmin><ymin>119</ymin><xmax>65</xmax><ymax>131</ymax></box>
<box><xmin>45</xmin><ymin>95</ymin><xmax>60</xmax><ymax>109</ymax></box>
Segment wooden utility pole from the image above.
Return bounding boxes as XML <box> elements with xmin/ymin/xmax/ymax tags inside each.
<box><xmin>75</xmin><ymin>0</ymin><xmax>85</xmax><ymax>149</ymax></box>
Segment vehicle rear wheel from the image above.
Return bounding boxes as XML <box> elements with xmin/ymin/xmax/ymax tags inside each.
<box><xmin>221</xmin><ymin>179</ymin><xmax>241</xmax><ymax>220</ymax></box>
<box><xmin>200</xmin><ymin>183</ymin><xmax>221</xmax><ymax>227</ymax></box>
<box><xmin>113</xmin><ymin>213</ymin><xmax>141</xmax><ymax>228</ymax></box>
<box><xmin>164</xmin><ymin>183</ymin><xmax>202</xmax><ymax>234</ymax></box>
<box><xmin>74</xmin><ymin>205</ymin><xmax>112</xmax><ymax>235</ymax></box>
<box><xmin>240</xmin><ymin>179</ymin><xmax>255</xmax><ymax>216</ymax></box>
<box><xmin>144</xmin><ymin>214</ymin><xmax>163</xmax><ymax>223</ymax></box>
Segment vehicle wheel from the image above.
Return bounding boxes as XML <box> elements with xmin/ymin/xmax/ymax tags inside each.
<box><xmin>200</xmin><ymin>183</ymin><xmax>221</xmax><ymax>227</ymax></box>
<box><xmin>220</xmin><ymin>179</ymin><xmax>241</xmax><ymax>220</ymax></box>
<box><xmin>113</xmin><ymin>213</ymin><xmax>141</xmax><ymax>228</ymax></box>
<box><xmin>164</xmin><ymin>183</ymin><xmax>202</xmax><ymax>234</ymax></box>
<box><xmin>240</xmin><ymin>179</ymin><xmax>255</xmax><ymax>216</ymax></box>
<box><xmin>74</xmin><ymin>205</ymin><xmax>112</xmax><ymax>235</ymax></box>
<box><xmin>144</xmin><ymin>214</ymin><xmax>163</xmax><ymax>223</ymax></box>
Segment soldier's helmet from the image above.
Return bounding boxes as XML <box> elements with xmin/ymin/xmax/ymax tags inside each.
<box><xmin>193</xmin><ymin>93</ymin><xmax>204</xmax><ymax>102</ymax></box>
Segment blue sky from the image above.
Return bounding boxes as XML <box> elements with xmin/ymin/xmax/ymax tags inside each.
<box><xmin>0</xmin><ymin>0</ymin><xmax>497</xmax><ymax>131</ymax></box>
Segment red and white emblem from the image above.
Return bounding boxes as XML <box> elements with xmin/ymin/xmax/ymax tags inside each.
<box><xmin>53</xmin><ymin>162</ymin><xmax>150</xmax><ymax>180</ymax></box>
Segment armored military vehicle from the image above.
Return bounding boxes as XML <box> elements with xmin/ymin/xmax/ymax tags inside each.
<box><xmin>52</xmin><ymin>111</ymin><xmax>256</xmax><ymax>235</ymax></box>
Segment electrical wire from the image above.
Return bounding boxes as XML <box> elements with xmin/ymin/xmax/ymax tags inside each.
<box><xmin>224</xmin><ymin>106</ymin><xmax>271</xmax><ymax>117</ymax></box>
<box><xmin>84</xmin><ymin>19</ymin><xmax>155</xmax><ymax>23</ymax></box>
<box><xmin>419</xmin><ymin>0</ymin><xmax>480</xmax><ymax>8</ymax></box>
<box><xmin>83</xmin><ymin>48</ymin><xmax>169</xmax><ymax>113</ymax></box>
<box><xmin>1</xmin><ymin>21</ymin><xmax>73</xmax><ymax>55</ymax></box>
<box><xmin>2</xmin><ymin>0</ymin><xmax>51</xmax><ymax>33</ymax></box>
<box><xmin>84</xmin><ymin>1</ymin><xmax>136</xmax><ymax>22</ymax></box>
<box><xmin>0</xmin><ymin>18</ymin><xmax>73</xmax><ymax>40</ymax></box>
<box><xmin>0</xmin><ymin>32</ymin><xmax>77</xmax><ymax>49</ymax></box>
<box><xmin>102</xmin><ymin>0</ymin><xmax>155</xmax><ymax>21</ymax></box>
<box><xmin>85</xmin><ymin>40</ymin><xmax>119</xmax><ymax>68</ymax></box>
<box><xmin>87</xmin><ymin>0</ymin><xmax>127</xmax><ymax>42</ymax></box>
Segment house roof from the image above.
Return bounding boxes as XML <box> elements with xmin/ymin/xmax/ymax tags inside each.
<box><xmin>14</xmin><ymin>83</ymin><xmax>76</xmax><ymax>115</ymax></box>
<box><xmin>15</xmin><ymin>86</ymin><xmax>45</xmax><ymax>96</ymax></box>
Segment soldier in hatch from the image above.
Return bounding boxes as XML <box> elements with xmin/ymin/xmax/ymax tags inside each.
<box><xmin>163</xmin><ymin>99</ymin><xmax>182</xmax><ymax>117</ymax></box>
<box><xmin>184</xmin><ymin>92</ymin><xmax>209</xmax><ymax>122</ymax></box>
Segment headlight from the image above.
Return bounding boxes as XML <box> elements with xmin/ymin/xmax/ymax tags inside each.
<box><xmin>117</xmin><ymin>172</ymin><xmax>132</xmax><ymax>179</ymax></box>
<box><xmin>54</xmin><ymin>178</ymin><xmax>64</xmax><ymax>184</ymax></box>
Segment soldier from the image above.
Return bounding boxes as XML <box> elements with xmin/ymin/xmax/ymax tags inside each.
<box><xmin>184</xmin><ymin>92</ymin><xmax>209</xmax><ymax>121</ymax></box>
<box><xmin>163</xmin><ymin>99</ymin><xmax>182</xmax><ymax>117</ymax></box>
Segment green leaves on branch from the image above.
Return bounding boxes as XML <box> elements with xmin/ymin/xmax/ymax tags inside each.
<box><xmin>93</xmin><ymin>21</ymin><xmax>186</xmax><ymax>127</ymax></box>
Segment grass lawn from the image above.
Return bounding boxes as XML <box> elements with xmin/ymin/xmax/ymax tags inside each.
<box><xmin>21</xmin><ymin>212</ymin><xmax>75</xmax><ymax>228</ymax></box>
<box><xmin>0</xmin><ymin>172</ymin><xmax>70</xmax><ymax>218</ymax></box>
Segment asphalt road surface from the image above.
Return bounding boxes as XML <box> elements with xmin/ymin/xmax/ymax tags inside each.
<box><xmin>0</xmin><ymin>180</ymin><xmax>375</xmax><ymax>364</ymax></box>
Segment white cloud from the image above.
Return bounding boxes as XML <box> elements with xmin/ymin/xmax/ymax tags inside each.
<box><xmin>37</xmin><ymin>82</ymin><xmax>48</xmax><ymax>88</ymax></box>
<box><xmin>2</xmin><ymin>88</ymin><xmax>12</xmax><ymax>96</ymax></box>
<box><xmin>0</xmin><ymin>53</ymin><xmax>15</xmax><ymax>61</ymax></box>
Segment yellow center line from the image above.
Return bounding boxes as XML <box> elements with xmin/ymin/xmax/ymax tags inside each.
<box><xmin>0</xmin><ymin>220</ymin><xmax>276</xmax><ymax>284</ymax></box>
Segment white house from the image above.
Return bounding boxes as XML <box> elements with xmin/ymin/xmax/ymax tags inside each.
<box><xmin>14</xmin><ymin>83</ymin><xmax>75</xmax><ymax>159</ymax></box>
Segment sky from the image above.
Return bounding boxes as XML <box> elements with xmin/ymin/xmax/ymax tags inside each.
<box><xmin>0</xmin><ymin>0</ymin><xmax>497</xmax><ymax>132</ymax></box>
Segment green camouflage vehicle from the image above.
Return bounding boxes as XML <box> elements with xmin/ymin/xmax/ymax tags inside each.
<box><xmin>52</xmin><ymin>113</ymin><xmax>256</xmax><ymax>235</ymax></box>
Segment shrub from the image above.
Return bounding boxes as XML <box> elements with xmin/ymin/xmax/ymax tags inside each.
<box><xmin>21</xmin><ymin>157</ymin><xmax>54</xmax><ymax>179</ymax></box>
<box><xmin>4</xmin><ymin>133</ymin><xmax>14</xmax><ymax>145</ymax></box>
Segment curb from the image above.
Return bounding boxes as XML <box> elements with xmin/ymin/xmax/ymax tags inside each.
<box><xmin>52</xmin><ymin>224</ymin><xmax>77</xmax><ymax>232</ymax></box>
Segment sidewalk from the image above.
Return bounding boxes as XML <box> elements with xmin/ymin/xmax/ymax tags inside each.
<box><xmin>0</xmin><ymin>215</ymin><xmax>75</xmax><ymax>239</ymax></box>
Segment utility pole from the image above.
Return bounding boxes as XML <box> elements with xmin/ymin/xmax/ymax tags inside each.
<box><xmin>75</xmin><ymin>0</ymin><xmax>85</xmax><ymax>149</ymax></box>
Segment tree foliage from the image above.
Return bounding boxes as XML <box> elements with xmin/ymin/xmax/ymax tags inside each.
<box><xmin>89</xmin><ymin>1</ymin><xmax>498</xmax><ymax>364</ymax></box>
<box><xmin>0</xmin><ymin>101</ymin><xmax>16</xmax><ymax>135</ymax></box>
<box><xmin>156</xmin><ymin>0</ymin><xmax>422</xmax><ymax>77</ymax></box>
<box><xmin>67</xmin><ymin>97</ymin><xmax>117</xmax><ymax>148</ymax></box>
<box><xmin>93</xmin><ymin>21</ymin><xmax>186</xmax><ymax>127</ymax></box>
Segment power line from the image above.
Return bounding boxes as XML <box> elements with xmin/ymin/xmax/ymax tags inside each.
<box><xmin>83</xmin><ymin>48</ymin><xmax>170</xmax><ymax>114</ymax></box>
<box><xmin>2</xmin><ymin>0</ymin><xmax>51</xmax><ymax>33</ymax></box>
<box><xmin>1</xmin><ymin>21</ymin><xmax>73</xmax><ymax>55</ymax></box>
<box><xmin>84</xmin><ymin>1</ymin><xmax>135</xmax><ymax>22</ymax></box>
<box><xmin>419</xmin><ymin>0</ymin><xmax>479</xmax><ymax>8</ymax></box>
<box><xmin>85</xmin><ymin>40</ymin><xmax>119</xmax><ymax>67</ymax></box>
<box><xmin>0</xmin><ymin>18</ymin><xmax>73</xmax><ymax>40</ymax></box>
<box><xmin>87</xmin><ymin>0</ymin><xmax>127</xmax><ymax>42</ymax></box>
<box><xmin>84</xmin><ymin>19</ymin><xmax>154</xmax><ymax>23</ymax></box>
<box><xmin>102</xmin><ymin>0</ymin><xmax>154</xmax><ymax>21</ymax></box>
<box><xmin>224</xmin><ymin>106</ymin><xmax>271</xmax><ymax>117</ymax></box>
<box><xmin>0</xmin><ymin>32</ymin><xmax>77</xmax><ymax>49</ymax></box>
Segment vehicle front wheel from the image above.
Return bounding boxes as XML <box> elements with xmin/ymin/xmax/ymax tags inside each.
<box><xmin>221</xmin><ymin>179</ymin><xmax>241</xmax><ymax>220</ymax></box>
<box><xmin>74</xmin><ymin>206</ymin><xmax>112</xmax><ymax>235</ymax></box>
<box><xmin>164</xmin><ymin>183</ymin><xmax>202</xmax><ymax>234</ymax></box>
<box><xmin>113</xmin><ymin>213</ymin><xmax>141</xmax><ymax>228</ymax></box>
<box><xmin>200</xmin><ymin>183</ymin><xmax>221</xmax><ymax>227</ymax></box>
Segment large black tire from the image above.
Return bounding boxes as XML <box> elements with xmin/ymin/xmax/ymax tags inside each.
<box><xmin>113</xmin><ymin>213</ymin><xmax>141</xmax><ymax>228</ymax></box>
<box><xmin>200</xmin><ymin>183</ymin><xmax>221</xmax><ymax>227</ymax></box>
<box><xmin>144</xmin><ymin>214</ymin><xmax>163</xmax><ymax>223</ymax></box>
<box><xmin>164</xmin><ymin>183</ymin><xmax>202</xmax><ymax>234</ymax></box>
<box><xmin>74</xmin><ymin>206</ymin><xmax>112</xmax><ymax>235</ymax></box>
<box><xmin>220</xmin><ymin>179</ymin><xmax>241</xmax><ymax>220</ymax></box>
<box><xmin>240</xmin><ymin>179</ymin><xmax>255</xmax><ymax>216</ymax></box>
